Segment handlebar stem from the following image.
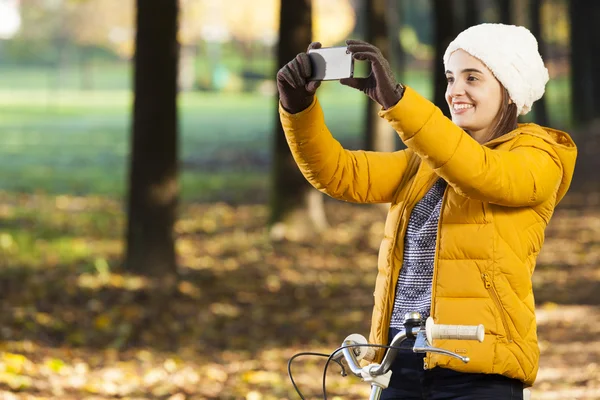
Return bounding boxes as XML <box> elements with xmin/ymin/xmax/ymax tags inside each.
<box><xmin>332</xmin><ymin>314</ymin><xmax>484</xmax><ymax>400</ymax></box>
<box><xmin>368</xmin><ymin>326</ymin><xmax>419</xmax><ymax>376</ymax></box>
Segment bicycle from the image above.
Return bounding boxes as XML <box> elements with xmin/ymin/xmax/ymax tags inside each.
<box><xmin>288</xmin><ymin>312</ymin><xmax>486</xmax><ymax>400</ymax></box>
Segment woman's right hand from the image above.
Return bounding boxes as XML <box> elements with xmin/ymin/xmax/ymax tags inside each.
<box><xmin>276</xmin><ymin>42</ymin><xmax>322</xmax><ymax>114</ymax></box>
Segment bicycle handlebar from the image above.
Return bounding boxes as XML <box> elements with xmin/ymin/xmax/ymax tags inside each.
<box><xmin>287</xmin><ymin>313</ymin><xmax>487</xmax><ymax>400</ymax></box>
<box><xmin>339</xmin><ymin>316</ymin><xmax>485</xmax><ymax>380</ymax></box>
<box><xmin>426</xmin><ymin>317</ymin><xmax>485</xmax><ymax>342</ymax></box>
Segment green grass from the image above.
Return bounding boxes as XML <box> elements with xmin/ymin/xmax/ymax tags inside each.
<box><xmin>0</xmin><ymin>86</ymin><xmax>367</xmax><ymax>201</ymax></box>
<box><xmin>0</xmin><ymin>64</ymin><xmax>572</xmax><ymax>202</ymax></box>
<box><xmin>0</xmin><ymin>64</ymin><xmax>132</xmax><ymax>91</ymax></box>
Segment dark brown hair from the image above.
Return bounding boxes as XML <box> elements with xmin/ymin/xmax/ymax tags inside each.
<box><xmin>482</xmin><ymin>87</ymin><xmax>518</xmax><ymax>143</ymax></box>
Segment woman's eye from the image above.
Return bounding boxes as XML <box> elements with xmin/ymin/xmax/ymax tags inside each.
<box><xmin>446</xmin><ymin>76</ymin><xmax>454</xmax><ymax>83</ymax></box>
<box><xmin>467</xmin><ymin>75</ymin><xmax>478</xmax><ymax>82</ymax></box>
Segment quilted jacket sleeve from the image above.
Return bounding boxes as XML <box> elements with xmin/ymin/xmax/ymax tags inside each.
<box><xmin>379</xmin><ymin>86</ymin><xmax>563</xmax><ymax>207</ymax></box>
<box><xmin>279</xmin><ymin>97</ymin><xmax>414</xmax><ymax>204</ymax></box>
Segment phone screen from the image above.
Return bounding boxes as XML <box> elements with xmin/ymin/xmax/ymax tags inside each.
<box><xmin>307</xmin><ymin>47</ymin><xmax>354</xmax><ymax>81</ymax></box>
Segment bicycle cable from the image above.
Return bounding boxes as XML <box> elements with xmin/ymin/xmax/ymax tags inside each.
<box><xmin>287</xmin><ymin>351</ymin><xmax>344</xmax><ymax>400</ymax></box>
<box><xmin>322</xmin><ymin>343</ymin><xmax>400</xmax><ymax>400</ymax></box>
<box><xmin>288</xmin><ymin>343</ymin><xmax>404</xmax><ymax>399</ymax></box>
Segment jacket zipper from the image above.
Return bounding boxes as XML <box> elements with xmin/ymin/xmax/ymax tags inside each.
<box><xmin>423</xmin><ymin>182</ymin><xmax>449</xmax><ymax>370</ymax></box>
<box><xmin>482</xmin><ymin>273</ymin><xmax>513</xmax><ymax>343</ymax></box>
<box><xmin>422</xmin><ymin>131</ymin><xmax>517</xmax><ymax>370</ymax></box>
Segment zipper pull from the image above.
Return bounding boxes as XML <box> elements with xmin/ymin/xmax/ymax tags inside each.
<box><xmin>482</xmin><ymin>273</ymin><xmax>492</xmax><ymax>289</ymax></box>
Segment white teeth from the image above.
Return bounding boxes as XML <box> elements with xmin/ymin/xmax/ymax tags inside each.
<box><xmin>453</xmin><ymin>103</ymin><xmax>473</xmax><ymax>110</ymax></box>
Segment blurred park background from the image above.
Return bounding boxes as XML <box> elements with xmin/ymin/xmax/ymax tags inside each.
<box><xmin>0</xmin><ymin>0</ymin><xmax>599</xmax><ymax>398</ymax></box>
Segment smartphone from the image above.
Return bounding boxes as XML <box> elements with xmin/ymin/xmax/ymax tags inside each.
<box><xmin>307</xmin><ymin>46</ymin><xmax>354</xmax><ymax>81</ymax></box>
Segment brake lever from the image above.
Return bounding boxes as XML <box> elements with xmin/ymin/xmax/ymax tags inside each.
<box><xmin>412</xmin><ymin>331</ymin><xmax>470</xmax><ymax>363</ymax></box>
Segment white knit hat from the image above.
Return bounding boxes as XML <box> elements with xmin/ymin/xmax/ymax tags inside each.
<box><xmin>443</xmin><ymin>23</ymin><xmax>549</xmax><ymax>116</ymax></box>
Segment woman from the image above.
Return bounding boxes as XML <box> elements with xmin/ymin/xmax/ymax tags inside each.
<box><xmin>277</xmin><ymin>23</ymin><xmax>577</xmax><ymax>399</ymax></box>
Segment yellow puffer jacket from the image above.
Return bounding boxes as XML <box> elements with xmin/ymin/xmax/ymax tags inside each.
<box><xmin>279</xmin><ymin>86</ymin><xmax>577</xmax><ymax>386</ymax></box>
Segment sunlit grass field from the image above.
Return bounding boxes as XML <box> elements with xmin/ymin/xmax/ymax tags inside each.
<box><xmin>0</xmin><ymin>64</ymin><xmax>571</xmax><ymax>204</ymax></box>
<box><xmin>0</xmin><ymin>62</ymin><xmax>575</xmax><ymax>272</ymax></box>
<box><xmin>0</xmin><ymin>74</ymin><xmax>372</xmax><ymax>202</ymax></box>
<box><xmin>1</xmin><ymin>88</ymin><xmax>280</xmax><ymax>202</ymax></box>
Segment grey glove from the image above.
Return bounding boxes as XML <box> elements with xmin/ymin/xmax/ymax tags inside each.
<box><xmin>340</xmin><ymin>39</ymin><xmax>405</xmax><ymax>109</ymax></box>
<box><xmin>276</xmin><ymin>42</ymin><xmax>322</xmax><ymax>114</ymax></box>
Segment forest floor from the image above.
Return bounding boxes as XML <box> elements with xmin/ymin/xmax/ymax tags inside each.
<box><xmin>0</xmin><ymin>189</ymin><xmax>599</xmax><ymax>399</ymax></box>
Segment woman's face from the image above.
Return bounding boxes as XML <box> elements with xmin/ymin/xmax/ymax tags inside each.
<box><xmin>445</xmin><ymin>49</ymin><xmax>504</xmax><ymax>144</ymax></box>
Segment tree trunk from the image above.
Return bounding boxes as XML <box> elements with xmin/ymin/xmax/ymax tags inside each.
<box><xmin>270</xmin><ymin>0</ymin><xmax>328</xmax><ymax>241</ymax></box>
<box><xmin>126</xmin><ymin>0</ymin><xmax>179</xmax><ymax>276</ymax></box>
<box><xmin>569</xmin><ymin>0</ymin><xmax>595</xmax><ymax>127</ymax></box>
<box><xmin>498</xmin><ymin>0</ymin><xmax>511</xmax><ymax>23</ymax></box>
<box><xmin>387</xmin><ymin>0</ymin><xmax>405</xmax><ymax>78</ymax></box>
<box><xmin>511</xmin><ymin>0</ymin><xmax>528</xmax><ymax>27</ymax></box>
<box><xmin>529</xmin><ymin>0</ymin><xmax>548</xmax><ymax>126</ymax></box>
<box><xmin>464</xmin><ymin>0</ymin><xmax>479</xmax><ymax>27</ymax></box>
<box><xmin>364</xmin><ymin>0</ymin><xmax>396</xmax><ymax>152</ymax></box>
<box><xmin>591</xmin><ymin>4</ymin><xmax>600</xmax><ymax>121</ymax></box>
<box><xmin>386</xmin><ymin>0</ymin><xmax>406</xmax><ymax>151</ymax></box>
<box><xmin>433</xmin><ymin>0</ymin><xmax>458</xmax><ymax>118</ymax></box>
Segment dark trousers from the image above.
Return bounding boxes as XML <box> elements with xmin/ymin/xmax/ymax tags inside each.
<box><xmin>381</xmin><ymin>328</ymin><xmax>524</xmax><ymax>400</ymax></box>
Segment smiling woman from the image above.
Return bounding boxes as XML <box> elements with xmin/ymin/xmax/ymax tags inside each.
<box><xmin>277</xmin><ymin>23</ymin><xmax>577</xmax><ymax>400</ymax></box>
<box><xmin>444</xmin><ymin>51</ymin><xmax>518</xmax><ymax>144</ymax></box>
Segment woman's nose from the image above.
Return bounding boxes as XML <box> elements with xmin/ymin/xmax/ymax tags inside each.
<box><xmin>448</xmin><ymin>81</ymin><xmax>466</xmax><ymax>97</ymax></box>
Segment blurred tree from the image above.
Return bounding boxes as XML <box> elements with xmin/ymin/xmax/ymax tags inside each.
<box><xmin>529</xmin><ymin>0</ymin><xmax>548</xmax><ymax>126</ymax></box>
<box><xmin>387</xmin><ymin>1</ymin><xmax>408</xmax><ymax>153</ymax></box>
<box><xmin>13</xmin><ymin>0</ymin><xmax>134</xmax><ymax>88</ymax></box>
<box><xmin>363</xmin><ymin>0</ymin><xmax>396</xmax><ymax>152</ymax></box>
<box><xmin>14</xmin><ymin>0</ymin><xmax>204</xmax><ymax>91</ymax></box>
<box><xmin>63</xmin><ymin>0</ymin><xmax>134</xmax><ymax>55</ymax></box>
<box><xmin>68</xmin><ymin>0</ymin><xmax>201</xmax><ymax>91</ymax></box>
<box><xmin>125</xmin><ymin>0</ymin><xmax>179</xmax><ymax>276</ymax></box>
<box><xmin>387</xmin><ymin>0</ymin><xmax>405</xmax><ymax>78</ymax></box>
<box><xmin>454</xmin><ymin>0</ymin><xmax>480</xmax><ymax>42</ymax></box>
<box><xmin>432</xmin><ymin>0</ymin><xmax>460</xmax><ymax>118</ymax></box>
<box><xmin>464</xmin><ymin>0</ymin><xmax>479</xmax><ymax>27</ymax></box>
<box><xmin>271</xmin><ymin>0</ymin><xmax>328</xmax><ymax>241</ymax></box>
<box><xmin>511</xmin><ymin>0</ymin><xmax>528</xmax><ymax>26</ymax></box>
<box><xmin>178</xmin><ymin>0</ymin><xmax>204</xmax><ymax>91</ymax></box>
<box><xmin>227</xmin><ymin>0</ymin><xmax>355</xmax><ymax>91</ymax></box>
<box><xmin>65</xmin><ymin>0</ymin><xmax>134</xmax><ymax>90</ymax></box>
<box><xmin>432</xmin><ymin>0</ymin><xmax>482</xmax><ymax>117</ymax></box>
<box><xmin>498</xmin><ymin>0</ymin><xmax>511</xmax><ymax>24</ymax></box>
<box><xmin>220</xmin><ymin>0</ymin><xmax>355</xmax><ymax>45</ymax></box>
<box><xmin>570</xmin><ymin>0</ymin><xmax>600</xmax><ymax>127</ymax></box>
<box><xmin>10</xmin><ymin>0</ymin><xmax>72</xmax><ymax>87</ymax></box>
<box><xmin>540</xmin><ymin>1</ymin><xmax>569</xmax><ymax>48</ymax></box>
<box><xmin>403</xmin><ymin>1</ymin><xmax>434</xmax><ymax>48</ymax></box>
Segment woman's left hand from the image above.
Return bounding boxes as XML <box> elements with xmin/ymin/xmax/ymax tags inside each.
<box><xmin>341</xmin><ymin>39</ymin><xmax>404</xmax><ymax>109</ymax></box>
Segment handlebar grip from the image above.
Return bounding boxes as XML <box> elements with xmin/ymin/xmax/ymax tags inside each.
<box><xmin>426</xmin><ymin>317</ymin><xmax>484</xmax><ymax>343</ymax></box>
<box><xmin>362</xmin><ymin>346</ymin><xmax>376</xmax><ymax>362</ymax></box>
<box><xmin>338</xmin><ymin>334</ymin><xmax>376</xmax><ymax>361</ymax></box>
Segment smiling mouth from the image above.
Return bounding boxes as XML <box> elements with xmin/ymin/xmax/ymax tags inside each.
<box><xmin>452</xmin><ymin>103</ymin><xmax>474</xmax><ymax>114</ymax></box>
